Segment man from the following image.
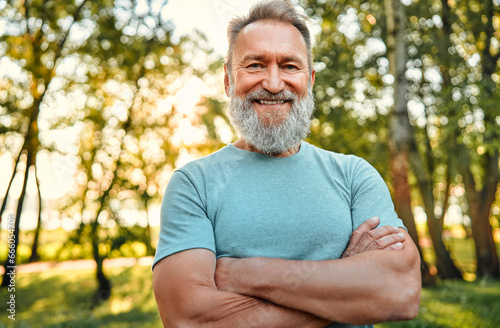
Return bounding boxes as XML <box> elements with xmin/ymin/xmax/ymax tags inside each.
<box><xmin>152</xmin><ymin>1</ymin><xmax>421</xmax><ymax>327</ymax></box>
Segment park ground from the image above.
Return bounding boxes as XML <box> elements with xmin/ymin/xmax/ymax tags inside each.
<box><xmin>0</xmin><ymin>228</ymin><xmax>499</xmax><ymax>327</ymax></box>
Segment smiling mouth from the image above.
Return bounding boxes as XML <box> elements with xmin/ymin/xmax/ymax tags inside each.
<box><xmin>255</xmin><ymin>99</ymin><xmax>291</xmax><ymax>105</ymax></box>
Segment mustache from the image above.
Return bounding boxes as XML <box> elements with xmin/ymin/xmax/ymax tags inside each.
<box><xmin>246</xmin><ymin>89</ymin><xmax>298</xmax><ymax>102</ymax></box>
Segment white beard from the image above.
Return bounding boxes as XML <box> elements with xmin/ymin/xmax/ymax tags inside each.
<box><xmin>227</xmin><ymin>88</ymin><xmax>315</xmax><ymax>155</ymax></box>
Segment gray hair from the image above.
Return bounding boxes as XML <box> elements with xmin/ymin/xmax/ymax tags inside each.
<box><xmin>225</xmin><ymin>0</ymin><xmax>313</xmax><ymax>76</ymax></box>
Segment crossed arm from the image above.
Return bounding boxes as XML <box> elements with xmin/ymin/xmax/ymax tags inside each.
<box><xmin>153</xmin><ymin>247</ymin><xmax>330</xmax><ymax>328</ymax></box>
<box><xmin>153</xmin><ymin>217</ymin><xmax>421</xmax><ymax>327</ymax></box>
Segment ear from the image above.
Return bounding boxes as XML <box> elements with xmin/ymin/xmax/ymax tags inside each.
<box><xmin>310</xmin><ymin>69</ymin><xmax>315</xmax><ymax>89</ymax></box>
<box><xmin>224</xmin><ymin>64</ymin><xmax>231</xmax><ymax>97</ymax></box>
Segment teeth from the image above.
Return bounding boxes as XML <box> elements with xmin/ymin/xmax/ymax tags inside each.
<box><xmin>259</xmin><ymin>100</ymin><xmax>285</xmax><ymax>105</ymax></box>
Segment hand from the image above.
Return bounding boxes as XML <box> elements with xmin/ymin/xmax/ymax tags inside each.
<box><xmin>214</xmin><ymin>256</ymin><xmax>238</xmax><ymax>293</ymax></box>
<box><xmin>341</xmin><ymin>217</ymin><xmax>405</xmax><ymax>258</ymax></box>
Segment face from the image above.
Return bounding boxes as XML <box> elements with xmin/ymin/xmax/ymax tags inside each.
<box><xmin>224</xmin><ymin>21</ymin><xmax>315</xmax><ymax>126</ymax></box>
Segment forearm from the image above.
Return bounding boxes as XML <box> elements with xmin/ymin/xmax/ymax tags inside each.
<box><xmin>157</xmin><ymin>286</ymin><xmax>330</xmax><ymax>328</ymax></box>
<box><xmin>221</xmin><ymin>244</ymin><xmax>420</xmax><ymax>324</ymax></box>
<box><xmin>153</xmin><ymin>248</ymin><xmax>331</xmax><ymax>328</ymax></box>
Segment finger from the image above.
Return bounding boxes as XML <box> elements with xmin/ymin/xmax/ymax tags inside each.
<box><xmin>388</xmin><ymin>242</ymin><xmax>404</xmax><ymax>250</ymax></box>
<box><xmin>366</xmin><ymin>232</ymin><xmax>405</xmax><ymax>251</ymax></box>
<box><xmin>342</xmin><ymin>218</ymin><xmax>380</xmax><ymax>258</ymax></box>
<box><xmin>356</xmin><ymin>225</ymin><xmax>401</xmax><ymax>251</ymax></box>
<box><xmin>346</xmin><ymin>217</ymin><xmax>380</xmax><ymax>251</ymax></box>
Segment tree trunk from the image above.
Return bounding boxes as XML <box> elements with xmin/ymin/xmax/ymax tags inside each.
<box><xmin>88</xmin><ymin>184</ymin><xmax>116</xmax><ymax>308</ymax></box>
<box><xmin>1</xmin><ymin>151</ymin><xmax>31</xmax><ymax>287</ymax></box>
<box><xmin>409</xmin><ymin>138</ymin><xmax>463</xmax><ymax>280</ymax></box>
<box><xmin>84</xmin><ymin>56</ymin><xmax>146</xmax><ymax>305</ymax></box>
<box><xmin>144</xmin><ymin>199</ymin><xmax>156</xmax><ymax>256</ymax></box>
<box><xmin>469</xmin><ymin>199</ymin><xmax>500</xmax><ymax>278</ymax></box>
<box><xmin>390</xmin><ymin>151</ymin><xmax>436</xmax><ymax>286</ymax></box>
<box><xmin>91</xmin><ymin>238</ymin><xmax>111</xmax><ymax>309</ymax></box>
<box><xmin>425</xmin><ymin>204</ymin><xmax>463</xmax><ymax>279</ymax></box>
<box><xmin>0</xmin><ymin>148</ymin><xmax>24</xmax><ymax>223</ymax></box>
<box><xmin>466</xmin><ymin>0</ymin><xmax>500</xmax><ymax>279</ymax></box>
<box><xmin>29</xmin><ymin>164</ymin><xmax>43</xmax><ymax>263</ymax></box>
<box><xmin>384</xmin><ymin>0</ymin><xmax>435</xmax><ymax>286</ymax></box>
<box><xmin>461</xmin><ymin>150</ymin><xmax>500</xmax><ymax>278</ymax></box>
<box><xmin>1</xmin><ymin>87</ymin><xmax>41</xmax><ymax>282</ymax></box>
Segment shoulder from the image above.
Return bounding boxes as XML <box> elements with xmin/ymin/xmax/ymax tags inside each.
<box><xmin>175</xmin><ymin>145</ymin><xmax>233</xmax><ymax>177</ymax></box>
<box><xmin>303</xmin><ymin>142</ymin><xmax>384</xmax><ymax>188</ymax></box>
<box><xmin>304</xmin><ymin>142</ymin><xmax>366</xmax><ymax>170</ymax></box>
<box><xmin>167</xmin><ymin>145</ymin><xmax>246</xmax><ymax>195</ymax></box>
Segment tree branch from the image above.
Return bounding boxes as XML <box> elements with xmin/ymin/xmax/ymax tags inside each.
<box><xmin>460</xmin><ymin>153</ymin><xmax>477</xmax><ymax>197</ymax></box>
<box><xmin>480</xmin><ymin>149</ymin><xmax>499</xmax><ymax>207</ymax></box>
<box><xmin>493</xmin><ymin>52</ymin><xmax>500</xmax><ymax>68</ymax></box>
<box><xmin>23</xmin><ymin>0</ymin><xmax>31</xmax><ymax>36</ymax></box>
<box><xmin>52</xmin><ymin>0</ymin><xmax>89</xmax><ymax>74</ymax></box>
<box><xmin>437</xmin><ymin>165</ymin><xmax>452</xmax><ymax>232</ymax></box>
<box><xmin>0</xmin><ymin>149</ymin><xmax>25</xmax><ymax>223</ymax></box>
<box><xmin>481</xmin><ymin>0</ymin><xmax>496</xmax><ymax>77</ymax></box>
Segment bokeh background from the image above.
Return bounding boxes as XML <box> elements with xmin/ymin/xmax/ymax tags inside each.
<box><xmin>1</xmin><ymin>0</ymin><xmax>499</xmax><ymax>327</ymax></box>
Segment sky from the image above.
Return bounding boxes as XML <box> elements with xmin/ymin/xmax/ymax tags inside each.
<box><xmin>163</xmin><ymin>0</ymin><xmax>262</xmax><ymax>56</ymax></box>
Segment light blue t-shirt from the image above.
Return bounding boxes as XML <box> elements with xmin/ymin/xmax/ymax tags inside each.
<box><xmin>154</xmin><ymin>141</ymin><xmax>405</xmax><ymax>328</ymax></box>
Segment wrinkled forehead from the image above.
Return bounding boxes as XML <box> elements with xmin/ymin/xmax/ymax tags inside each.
<box><xmin>232</xmin><ymin>20</ymin><xmax>309</xmax><ymax>65</ymax></box>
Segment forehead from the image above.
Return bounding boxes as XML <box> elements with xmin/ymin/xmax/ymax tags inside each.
<box><xmin>233</xmin><ymin>20</ymin><xmax>308</xmax><ymax>63</ymax></box>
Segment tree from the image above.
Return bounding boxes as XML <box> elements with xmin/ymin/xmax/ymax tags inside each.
<box><xmin>384</xmin><ymin>0</ymin><xmax>439</xmax><ymax>284</ymax></box>
<box><xmin>408</xmin><ymin>0</ymin><xmax>500</xmax><ymax>278</ymax></box>
<box><xmin>53</xmin><ymin>1</ymin><xmax>223</xmax><ymax>304</ymax></box>
<box><xmin>1</xmin><ymin>0</ymin><xmax>90</xmax><ymax>287</ymax></box>
<box><xmin>394</xmin><ymin>0</ymin><xmax>464</xmax><ymax>280</ymax></box>
<box><xmin>0</xmin><ymin>0</ymin><xmax>226</xmax><ymax>301</ymax></box>
<box><xmin>446</xmin><ymin>0</ymin><xmax>500</xmax><ymax>278</ymax></box>
<box><xmin>300</xmin><ymin>0</ymin><xmax>436</xmax><ymax>284</ymax></box>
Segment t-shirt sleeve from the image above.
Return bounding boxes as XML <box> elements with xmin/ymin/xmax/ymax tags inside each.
<box><xmin>152</xmin><ymin>170</ymin><xmax>216</xmax><ymax>269</ymax></box>
<box><xmin>350</xmin><ymin>158</ymin><xmax>406</xmax><ymax>231</ymax></box>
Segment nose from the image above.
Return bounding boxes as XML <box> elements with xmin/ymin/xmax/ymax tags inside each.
<box><xmin>261</xmin><ymin>65</ymin><xmax>285</xmax><ymax>94</ymax></box>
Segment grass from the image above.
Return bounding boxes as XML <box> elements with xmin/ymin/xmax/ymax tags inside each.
<box><xmin>0</xmin><ymin>264</ymin><xmax>499</xmax><ymax>328</ymax></box>
<box><xmin>377</xmin><ymin>279</ymin><xmax>500</xmax><ymax>328</ymax></box>
<box><xmin>0</xmin><ymin>265</ymin><xmax>162</xmax><ymax>328</ymax></box>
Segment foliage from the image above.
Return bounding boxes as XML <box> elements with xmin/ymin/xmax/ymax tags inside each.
<box><xmin>301</xmin><ymin>0</ymin><xmax>393</xmax><ymax>176</ymax></box>
<box><xmin>300</xmin><ymin>0</ymin><xmax>500</xmax><ymax>277</ymax></box>
<box><xmin>0</xmin><ymin>0</ymin><xmax>229</xmax><ymax>296</ymax></box>
<box><xmin>0</xmin><ymin>228</ymin><xmax>159</xmax><ymax>264</ymax></box>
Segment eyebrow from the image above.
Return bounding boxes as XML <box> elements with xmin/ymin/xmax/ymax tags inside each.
<box><xmin>240</xmin><ymin>54</ymin><xmax>266</xmax><ymax>63</ymax></box>
<box><xmin>281</xmin><ymin>55</ymin><xmax>306</xmax><ymax>65</ymax></box>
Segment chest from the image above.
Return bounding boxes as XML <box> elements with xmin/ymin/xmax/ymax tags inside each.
<box><xmin>209</xmin><ymin>173</ymin><xmax>354</xmax><ymax>260</ymax></box>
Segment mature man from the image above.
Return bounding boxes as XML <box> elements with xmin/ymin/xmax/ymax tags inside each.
<box><xmin>152</xmin><ymin>1</ymin><xmax>421</xmax><ymax>327</ymax></box>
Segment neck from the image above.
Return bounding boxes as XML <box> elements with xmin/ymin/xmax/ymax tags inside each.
<box><xmin>233</xmin><ymin>139</ymin><xmax>301</xmax><ymax>157</ymax></box>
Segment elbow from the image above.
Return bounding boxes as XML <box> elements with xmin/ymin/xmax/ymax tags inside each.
<box><xmin>154</xmin><ymin>299</ymin><xmax>206</xmax><ymax>328</ymax></box>
<box><xmin>389</xmin><ymin>280</ymin><xmax>421</xmax><ymax>321</ymax></box>
<box><xmin>388</xmin><ymin>252</ymin><xmax>422</xmax><ymax>321</ymax></box>
<box><xmin>364</xmin><ymin>278</ymin><xmax>420</xmax><ymax>324</ymax></box>
<box><xmin>153</xmin><ymin>273</ymin><xmax>199</xmax><ymax>328</ymax></box>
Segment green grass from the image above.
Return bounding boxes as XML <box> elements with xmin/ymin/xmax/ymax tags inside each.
<box><xmin>377</xmin><ymin>279</ymin><xmax>500</xmax><ymax>328</ymax></box>
<box><xmin>0</xmin><ymin>265</ymin><xmax>162</xmax><ymax>328</ymax></box>
<box><xmin>0</xmin><ymin>264</ymin><xmax>499</xmax><ymax>328</ymax></box>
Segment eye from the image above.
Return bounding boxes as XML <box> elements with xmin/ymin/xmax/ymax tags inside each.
<box><xmin>283</xmin><ymin>64</ymin><xmax>298</xmax><ymax>70</ymax></box>
<box><xmin>247</xmin><ymin>63</ymin><xmax>263</xmax><ymax>69</ymax></box>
